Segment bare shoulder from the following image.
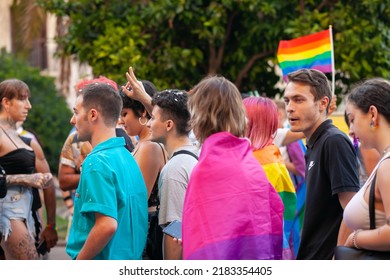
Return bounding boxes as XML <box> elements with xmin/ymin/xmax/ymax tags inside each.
<box><xmin>135</xmin><ymin>141</ymin><xmax>166</xmax><ymax>166</ymax></box>
<box><xmin>376</xmin><ymin>156</ymin><xmax>390</xmax><ymax>171</ymax></box>
<box><xmin>376</xmin><ymin>158</ymin><xmax>390</xmax><ymax>184</ymax></box>
<box><xmin>30</xmin><ymin>137</ymin><xmax>42</xmax><ymax>150</ymax></box>
<box><xmin>139</xmin><ymin>141</ymin><xmax>163</xmax><ymax>154</ymax></box>
<box><xmin>0</xmin><ymin>129</ymin><xmax>16</xmax><ymax>155</ymax></box>
<box><xmin>376</xmin><ymin>157</ymin><xmax>390</xmax><ymax>208</ymax></box>
<box><xmin>30</xmin><ymin>138</ymin><xmax>46</xmax><ymax>160</ymax></box>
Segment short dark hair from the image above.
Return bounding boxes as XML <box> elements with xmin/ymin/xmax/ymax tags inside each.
<box><xmin>347</xmin><ymin>78</ymin><xmax>390</xmax><ymax>123</ymax></box>
<box><xmin>79</xmin><ymin>83</ymin><xmax>122</xmax><ymax>127</ymax></box>
<box><xmin>287</xmin><ymin>69</ymin><xmax>331</xmax><ymax>111</ymax></box>
<box><xmin>344</xmin><ymin>110</ymin><xmax>350</xmax><ymax>128</ymax></box>
<box><xmin>151</xmin><ymin>89</ymin><xmax>191</xmax><ymax>136</ymax></box>
<box><xmin>120</xmin><ymin>80</ymin><xmax>158</xmax><ymax>118</ymax></box>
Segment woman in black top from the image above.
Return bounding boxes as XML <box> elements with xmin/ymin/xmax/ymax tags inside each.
<box><xmin>0</xmin><ymin>79</ymin><xmax>52</xmax><ymax>259</ymax></box>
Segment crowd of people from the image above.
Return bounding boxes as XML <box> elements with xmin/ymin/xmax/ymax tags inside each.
<box><xmin>0</xmin><ymin>67</ymin><xmax>389</xmax><ymax>260</ymax></box>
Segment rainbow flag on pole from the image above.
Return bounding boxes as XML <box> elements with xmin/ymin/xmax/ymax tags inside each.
<box><xmin>277</xmin><ymin>28</ymin><xmax>334</xmax><ymax>81</ymax></box>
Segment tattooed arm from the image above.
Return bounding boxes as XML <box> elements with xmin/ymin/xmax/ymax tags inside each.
<box><xmin>6</xmin><ymin>172</ymin><xmax>52</xmax><ymax>189</ymax></box>
<box><xmin>30</xmin><ymin>137</ymin><xmax>58</xmax><ymax>250</ymax></box>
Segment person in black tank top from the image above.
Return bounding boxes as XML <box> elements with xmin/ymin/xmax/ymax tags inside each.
<box><xmin>19</xmin><ymin>133</ymin><xmax>59</xmax><ymax>257</ymax></box>
<box><xmin>0</xmin><ymin>79</ymin><xmax>53</xmax><ymax>260</ymax></box>
<box><xmin>119</xmin><ymin>80</ymin><xmax>166</xmax><ymax>206</ymax></box>
<box><xmin>119</xmin><ymin>80</ymin><xmax>168</xmax><ymax>260</ymax></box>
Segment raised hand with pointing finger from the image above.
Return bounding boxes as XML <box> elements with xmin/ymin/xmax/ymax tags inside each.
<box><xmin>122</xmin><ymin>67</ymin><xmax>154</xmax><ymax>115</ymax></box>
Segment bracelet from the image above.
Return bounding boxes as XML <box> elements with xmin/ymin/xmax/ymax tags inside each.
<box><xmin>46</xmin><ymin>223</ymin><xmax>58</xmax><ymax>231</ymax></box>
<box><xmin>352</xmin><ymin>230</ymin><xmax>362</xmax><ymax>249</ymax></box>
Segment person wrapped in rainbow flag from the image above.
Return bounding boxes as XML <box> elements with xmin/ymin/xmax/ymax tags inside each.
<box><xmin>243</xmin><ymin>96</ymin><xmax>297</xmax><ymax>259</ymax></box>
<box><xmin>183</xmin><ymin>76</ymin><xmax>284</xmax><ymax>260</ymax></box>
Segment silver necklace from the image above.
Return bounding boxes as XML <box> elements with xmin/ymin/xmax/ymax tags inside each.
<box><xmin>382</xmin><ymin>144</ymin><xmax>390</xmax><ymax>156</ymax></box>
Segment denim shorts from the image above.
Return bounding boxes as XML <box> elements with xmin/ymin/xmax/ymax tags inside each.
<box><xmin>0</xmin><ymin>186</ymin><xmax>34</xmax><ymax>241</ymax></box>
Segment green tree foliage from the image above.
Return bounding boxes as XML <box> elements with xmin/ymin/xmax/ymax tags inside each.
<box><xmin>0</xmin><ymin>49</ymin><xmax>73</xmax><ymax>175</ymax></box>
<box><xmin>285</xmin><ymin>0</ymin><xmax>390</xmax><ymax>95</ymax></box>
<box><xmin>40</xmin><ymin>0</ymin><xmax>390</xmax><ymax>97</ymax></box>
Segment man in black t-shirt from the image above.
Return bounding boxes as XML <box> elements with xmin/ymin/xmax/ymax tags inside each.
<box><xmin>283</xmin><ymin>69</ymin><xmax>359</xmax><ymax>260</ymax></box>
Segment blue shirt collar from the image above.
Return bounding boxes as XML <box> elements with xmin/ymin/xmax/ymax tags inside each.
<box><xmin>89</xmin><ymin>137</ymin><xmax>126</xmax><ymax>155</ymax></box>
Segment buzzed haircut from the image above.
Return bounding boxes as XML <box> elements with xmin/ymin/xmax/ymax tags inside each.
<box><xmin>151</xmin><ymin>89</ymin><xmax>191</xmax><ymax>136</ymax></box>
<box><xmin>79</xmin><ymin>83</ymin><xmax>122</xmax><ymax>127</ymax></box>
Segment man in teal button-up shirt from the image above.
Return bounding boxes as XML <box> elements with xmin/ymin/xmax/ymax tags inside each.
<box><xmin>66</xmin><ymin>82</ymin><xmax>148</xmax><ymax>260</ymax></box>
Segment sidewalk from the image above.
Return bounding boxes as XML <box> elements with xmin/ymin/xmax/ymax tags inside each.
<box><xmin>47</xmin><ymin>240</ymin><xmax>71</xmax><ymax>260</ymax></box>
<box><xmin>50</xmin><ymin>184</ymin><xmax>71</xmax><ymax>260</ymax></box>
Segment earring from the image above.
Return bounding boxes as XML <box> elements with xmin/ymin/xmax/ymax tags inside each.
<box><xmin>370</xmin><ymin>121</ymin><xmax>376</xmax><ymax>128</ymax></box>
<box><xmin>138</xmin><ymin>117</ymin><xmax>148</xmax><ymax>126</ymax></box>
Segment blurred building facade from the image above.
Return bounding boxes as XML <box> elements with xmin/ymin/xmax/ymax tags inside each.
<box><xmin>0</xmin><ymin>0</ymin><xmax>92</xmax><ymax>108</ymax></box>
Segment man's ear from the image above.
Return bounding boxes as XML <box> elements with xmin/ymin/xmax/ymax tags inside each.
<box><xmin>319</xmin><ymin>96</ymin><xmax>330</xmax><ymax>113</ymax></box>
<box><xmin>89</xmin><ymin>108</ymin><xmax>98</xmax><ymax>122</ymax></box>
<box><xmin>166</xmin><ymin>120</ymin><xmax>174</xmax><ymax>132</ymax></box>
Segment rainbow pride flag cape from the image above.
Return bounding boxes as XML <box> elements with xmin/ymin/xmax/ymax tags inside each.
<box><xmin>277</xmin><ymin>29</ymin><xmax>333</xmax><ymax>81</ymax></box>
<box><xmin>182</xmin><ymin>132</ymin><xmax>284</xmax><ymax>260</ymax></box>
<box><xmin>252</xmin><ymin>145</ymin><xmax>297</xmax><ymax>259</ymax></box>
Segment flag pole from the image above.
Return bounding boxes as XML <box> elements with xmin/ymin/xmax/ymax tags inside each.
<box><xmin>329</xmin><ymin>25</ymin><xmax>335</xmax><ymax>96</ymax></box>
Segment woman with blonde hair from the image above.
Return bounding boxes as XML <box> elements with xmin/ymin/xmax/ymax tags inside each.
<box><xmin>182</xmin><ymin>75</ymin><xmax>283</xmax><ymax>260</ymax></box>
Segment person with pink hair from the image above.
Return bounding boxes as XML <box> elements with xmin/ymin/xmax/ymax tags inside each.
<box><xmin>75</xmin><ymin>76</ymin><xmax>119</xmax><ymax>92</ymax></box>
<box><xmin>243</xmin><ymin>96</ymin><xmax>297</xmax><ymax>259</ymax></box>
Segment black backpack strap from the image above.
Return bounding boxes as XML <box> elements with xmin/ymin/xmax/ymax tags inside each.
<box><xmin>171</xmin><ymin>150</ymin><xmax>199</xmax><ymax>161</ymax></box>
